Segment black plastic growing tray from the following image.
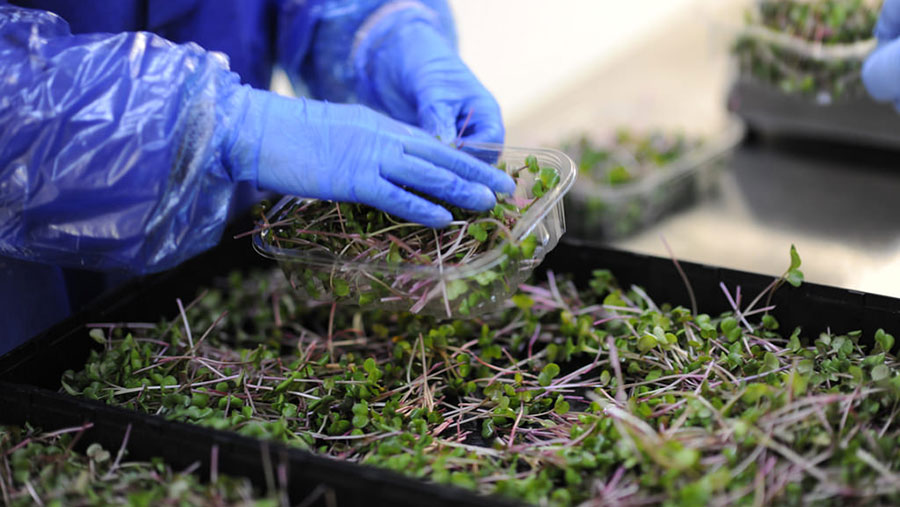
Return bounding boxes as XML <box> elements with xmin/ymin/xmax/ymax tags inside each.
<box><xmin>728</xmin><ymin>78</ymin><xmax>900</xmax><ymax>150</ymax></box>
<box><xmin>3</xmin><ymin>234</ymin><xmax>900</xmax><ymax>506</ymax></box>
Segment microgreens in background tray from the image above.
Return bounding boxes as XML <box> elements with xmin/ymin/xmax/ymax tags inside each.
<box><xmin>60</xmin><ymin>245</ymin><xmax>900</xmax><ymax>505</ymax></box>
<box><xmin>561</xmin><ymin>125</ymin><xmax>740</xmax><ymax>240</ymax></box>
<box><xmin>732</xmin><ymin>0</ymin><xmax>881</xmax><ymax>102</ymax></box>
<box><xmin>565</xmin><ymin>129</ymin><xmax>701</xmax><ymax>187</ymax></box>
<box><xmin>0</xmin><ymin>423</ymin><xmax>274</xmax><ymax>506</ymax></box>
<box><xmin>250</xmin><ymin>145</ymin><xmax>574</xmax><ymax>319</ymax></box>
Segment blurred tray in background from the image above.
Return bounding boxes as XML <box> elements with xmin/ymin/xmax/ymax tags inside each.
<box><xmin>729</xmin><ymin>78</ymin><xmax>900</xmax><ymax>149</ymax></box>
<box><xmin>563</xmin><ymin>120</ymin><xmax>744</xmax><ymax>241</ymax></box>
<box><xmin>727</xmin><ymin>0</ymin><xmax>900</xmax><ymax>149</ymax></box>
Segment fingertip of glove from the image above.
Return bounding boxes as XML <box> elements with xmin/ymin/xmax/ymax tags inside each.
<box><xmin>496</xmin><ymin>172</ymin><xmax>517</xmax><ymax>195</ymax></box>
<box><xmin>862</xmin><ymin>52</ymin><xmax>885</xmax><ymax>99</ymax></box>
<box><xmin>862</xmin><ymin>44</ymin><xmax>900</xmax><ymax>101</ymax></box>
<box><xmin>470</xmin><ymin>184</ymin><xmax>497</xmax><ymax>211</ymax></box>
<box><xmin>459</xmin><ymin>125</ymin><xmax>505</xmax><ymax>147</ymax></box>
<box><xmin>474</xmin><ymin>160</ymin><xmax>515</xmax><ymax>195</ymax></box>
<box><xmin>423</xmin><ymin>207</ymin><xmax>453</xmax><ymax>228</ymax></box>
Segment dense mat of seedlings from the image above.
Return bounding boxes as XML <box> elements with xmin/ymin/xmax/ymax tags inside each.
<box><xmin>0</xmin><ymin>424</ymin><xmax>276</xmax><ymax>506</ymax></box>
<box><xmin>733</xmin><ymin>0</ymin><xmax>881</xmax><ymax>101</ymax></box>
<box><xmin>63</xmin><ymin>247</ymin><xmax>900</xmax><ymax>505</ymax></box>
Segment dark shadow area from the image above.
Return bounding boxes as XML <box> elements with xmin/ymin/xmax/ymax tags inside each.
<box><xmin>728</xmin><ymin>138</ymin><xmax>900</xmax><ymax>247</ymax></box>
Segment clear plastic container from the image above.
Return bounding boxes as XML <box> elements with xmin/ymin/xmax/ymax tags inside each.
<box><xmin>252</xmin><ymin>144</ymin><xmax>576</xmax><ymax>319</ymax></box>
<box><xmin>731</xmin><ymin>0</ymin><xmax>879</xmax><ymax>105</ymax></box>
<box><xmin>563</xmin><ymin>120</ymin><xmax>744</xmax><ymax>240</ymax></box>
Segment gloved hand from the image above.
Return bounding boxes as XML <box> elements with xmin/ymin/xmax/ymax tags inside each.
<box><xmin>354</xmin><ymin>16</ymin><xmax>503</xmax><ymax>146</ymax></box>
<box><xmin>226</xmin><ymin>89</ymin><xmax>516</xmax><ymax>228</ymax></box>
<box><xmin>863</xmin><ymin>0</ymin><xmax>900</xmax><ymax>109</ymax></box>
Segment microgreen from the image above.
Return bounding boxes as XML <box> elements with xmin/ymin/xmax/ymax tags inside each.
<box><xmin>564</xmin><ymin>130</ymin><xmax>700</xmax><ymax>187</ymax></box>
<box><xmin>252</xmin><ymin>157</ymin><xmax>561</xmax><ymax>319</ymax></box>
<box><xmin>562</xmin><ymin>129</ymin><xmax>706</xmax><ymax>238</ymax></box>
<box><xmin>0</xmin><ymin>424</ymin><xmax>275</xmax><ymax>506</ymax></box>
<box><xmin>733</xmin><ymin>0</ymin><xmax>880</xmax><ymax>101</ymax></box>
<box><xmin>61</xmin><ymin>245</ymin><xmax>900</xmax><ymax>505</ymax></box>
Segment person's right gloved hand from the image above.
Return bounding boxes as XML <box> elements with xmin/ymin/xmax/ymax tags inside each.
<box><xmin>226</xmin><ymin>89</ymin><xmax>516</xmax><ymax>228</ymax></box>
<box><xmin>862</xmin><ymin>0</ymin><xmax>900</xmax><ymax>108</ymax></box>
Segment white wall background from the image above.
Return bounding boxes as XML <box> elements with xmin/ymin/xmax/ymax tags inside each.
<box><xmin>448</xmin><ymin>1</ymin><xmax>700</xmax><ymax>125</ymax></box>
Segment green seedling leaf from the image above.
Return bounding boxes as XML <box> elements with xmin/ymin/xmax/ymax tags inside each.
<box><xmin>763</xmin><ymin>351</ymin><xmax>779</xmax><ymax>372</ymax></box>
<box><xmin>789</xmin><ymin>244</ymin><xmax>802</xmax><ymax>270</ymax></box>
<box><xmin>762</xmin><ymin>314</ymin><xmax>779</xmax><ymax>330</ymax></box>
<box><xmin>672</xmin><ymin>447</ymin><xmax>700</xmax><ymax>470</ymax></box>
<box><xmin>540</xmin><ymin>167</ymin><xmax>560</xmax><ymax>190</ymax></box>
<box><xmin>875</xmin><ymin>328</ymin><xmax>895</xmax><ymax>354</ymax></box>
<box><xmin>333</xmin><ymin>279</ymin><xmax>350</xmax><ymax>298</ymax></box>
<box><xmin>468</xmin><ymin>223</ymin><xmax>487</xmax><ymax>242</ymax></box>
<box><xmin>538</xmin><ymin>363</ymin><xmax>560</xmax><ymax>387</ymax></box>
<box><xmin>88</xmin><ymin>328</ymin><xmax>105</xmax><ymax>344</ymax></box>
<box><xmin>86</xmin><ymin>443</ymin><xmax>110</xmax><ymax>463</ymax></box>
<box><xmin>511</xmin><ymin>294</ymin><xmax>534</xmax><ymax>310</ymax></box>
<box><xmin>520</xmin><ymin>235</ymin><xmax>538</xmax><ymax>259</ymax></box>
<box><xmin>872</xmin><ymin>364</ymin><xmax>891</xmax><ymax>382</ymax></box>
<box><xmin>637</xmin><ymin>334</ymin><xmax>657</xmax><ymax>353</ymax></box>
<box><xmin>606</xmin><ymin>165</ymin><xmax>631</xmax><ymax>185</ymax></box>
<box><xmin>742</xmin><ymin>383</ymin><xmax>770</xmax><ymax>404</ymax></box>
<box><xmin>473</xmin><ymin>270</ymin><xmax>499</xmax><ymax>286</ymax></box>
<box><xmin>446</xmin><ymin>279</ymin><xmax>468</xmax><ymax>301</ymax></box>
<box><xmin>481</xmin><ymin>418</ymin><xmax>494</xmax><ymax>438</ymax></box>
<box><xmin>553</xmin><ymin>395</ymin><xmax>570</xmax><ymax>415</ymax></box>
<box><xmin>720</xmin><ymin>317</ymin><xmax>741</xmax><ymax>342</ymax></box>
<box><xmin>788</xmin><ymin>328</ymin><xmax>802</xmax><ymax>352</ymax></box>
<box><xmin>785</xmin><ymin>268</ymin><xmax>804</xmax><ymax>288</ymax></box>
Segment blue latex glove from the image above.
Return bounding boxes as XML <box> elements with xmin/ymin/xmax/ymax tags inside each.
<box><xmin>226</xmin><ymin>89</ymin><xmax>515</xmax><ymax>228</ymax></box>
<box><xmin>352</xmin><ymin>7</ymin><xmax>503</xmax><ymax>145</ymax></box>
<box><xmin>863</xmin><ymin>0</ymin><xmax>900</xmax><ymax>109</ymax></box>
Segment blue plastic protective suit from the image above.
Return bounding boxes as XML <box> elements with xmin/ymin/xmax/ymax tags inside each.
<box><xmin>0</xmin><ymin>0</ymin><xmax>463</xmax><ymax>354</ymax></box>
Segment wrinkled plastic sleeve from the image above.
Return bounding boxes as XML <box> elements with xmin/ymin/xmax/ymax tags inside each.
<box><xmin>276</xmin><ymin>0</ymin><xmax>457</xmax><ymax>102</ymax></box>
<box><xmin>0</xmin><ymin>5</ymin><xmax>249</xmax><ymax>275</ymax></box>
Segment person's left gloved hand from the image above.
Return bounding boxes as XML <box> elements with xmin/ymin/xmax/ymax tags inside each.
<box><xmin>863</xmin><ymin>0</ymin><xmax>900</xmax><ymax>109</ymax></box>
<box><xmin>354</xmin><ymin>16</ymin><xmax>503</xmax><ymax>146</ymax></box>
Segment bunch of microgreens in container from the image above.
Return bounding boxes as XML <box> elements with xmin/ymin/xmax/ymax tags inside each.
<box><xmin>249</xmin><ymin>154</ymin><xmax>561</xmax><ymax>319</ymax></box>
<box><xmin>60</xmin><ymin>245</ymin><xmax>900</xmax><ymax>505</ymax></box>
<box><xmin>732</xmin><ymin>0</ymin><xmax>882</xmax><ymax>102</ymax></box>
<box><xmin>561</xmin><ymin>129</ymin><xmax>709</xmax><ymax>239</ymax></box>
<box><xmin>0</xmin><ymin>423</ymin><xmax>276</xmax><ymax>506</ymax></box>
<box><xmin>564</xmin><ymin>130</ymin><xmax>701</xmax><ymax>188</ymax></box>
